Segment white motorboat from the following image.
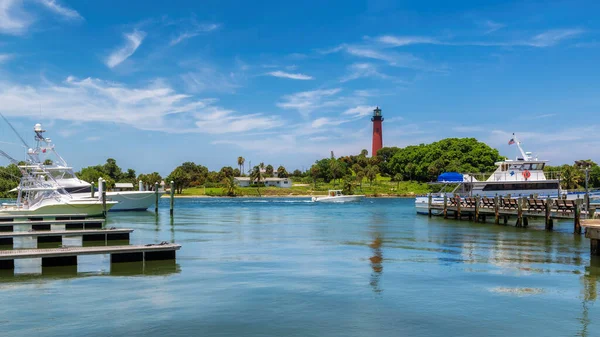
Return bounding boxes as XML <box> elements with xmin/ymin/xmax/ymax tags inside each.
<box><xmin>415</xmin><ymin>134</ymin><xmax>581</xmax><ymax>214</ymax></box>
<box><xmin>312</xmin><ymin>190</ymin><xmax>365</xmax><ymax>203</ymax></box>
<box><xmin>22</xmin><ymin>123</ymin><xmax>163</xmax><ymax>211</ymax></box>
<box><xmin>0</xmin><ymin>152</ymin><xmax>117</xmax><ymax>216</ymax></box>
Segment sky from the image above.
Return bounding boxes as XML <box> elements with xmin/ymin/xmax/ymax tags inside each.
<box><xmin>0</xmin><ymin>0</ymin><xmax>599</xmax><ymax>175</ymax></box>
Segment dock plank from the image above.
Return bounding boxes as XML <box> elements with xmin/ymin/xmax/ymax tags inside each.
<box><xmin>0</xmin><ymin>219</ymin><xmax>105</xmax><ymax>226</ymax></box>
<box><xmin>0</xmin><ymin>244</ymin><xmax>181</xmax><ymax>260</ymax></box>
<box><xmin>0</xmin><ymin>228</ymin><xmax>133</xmax><ymax>238</ymax></box>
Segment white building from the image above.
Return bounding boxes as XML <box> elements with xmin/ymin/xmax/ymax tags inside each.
<box><xmin>234</xmin><ymin>177</ymin><xmax>292</xmax><ymax>188</ymax></box>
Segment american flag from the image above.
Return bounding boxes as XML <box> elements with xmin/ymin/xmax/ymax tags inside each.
<box><xmin>508</xmin><ymin>138</ymin><xmax>515</xmax><ymax>145</ymax></box>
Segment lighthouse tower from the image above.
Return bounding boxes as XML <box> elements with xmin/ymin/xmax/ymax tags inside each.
<box><xmin>371</xmin><ymin>106</ymin><xmax>384</xmax><ymax>156</ymax></box>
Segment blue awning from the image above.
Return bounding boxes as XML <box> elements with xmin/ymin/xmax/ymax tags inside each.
<box><xmin>437</xmin><ymin>172</ymin><xmax>463</xmax><ymax>183</ymax></box>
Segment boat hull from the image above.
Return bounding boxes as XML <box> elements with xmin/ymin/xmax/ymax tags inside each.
<box><xmin>312</xmin><ymin>195</ymin><xmax>365</xmax><ymax>203</ymax></box>
<box><xmin>0</xmin><ymin>200</ymin><xmax>116</xmax><ymax>216</ymax></box>
<box><xmin>72</xmin><ymin>191</ymin><xmax>163</xmax><ymax>211</ymax></box>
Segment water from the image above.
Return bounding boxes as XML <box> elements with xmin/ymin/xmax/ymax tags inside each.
<box><xmin>1</xmin><ymin>198</ymin><xmax>599</xmax><ymax>336</ymax></box>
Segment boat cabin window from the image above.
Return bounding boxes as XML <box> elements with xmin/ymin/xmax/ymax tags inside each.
<box><xmin>482</xmin><ymin>182</ymin><xmax>559</xmax><ymax>191</ymax></box>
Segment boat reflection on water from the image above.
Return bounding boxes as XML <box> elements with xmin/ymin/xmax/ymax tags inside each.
<box><xmin>369</xmin><ymin>235</ymin><xmax>383</xmax><ymax>294</ymax></box>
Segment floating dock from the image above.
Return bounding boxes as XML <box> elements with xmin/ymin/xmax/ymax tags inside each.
<box><xmin>0</xmin><ymin>244</ymin><xmax>181</xmax><ymax>269</ymax></box>
<box><xmin>0</xmin><ymin>228</ymin><xmax>133</xmax><ymax>247</ymax></box>
<box><xmin>0</xmin><ymin>218</ymin><xmax>105</xmax><ymax>231</ymax></box>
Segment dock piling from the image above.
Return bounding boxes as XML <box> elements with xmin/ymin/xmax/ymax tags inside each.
<box><xmin>456</xmin><ymin>195</ymin><xmax>461</xmax><ymax>219</ymax></box>
<box><xmin>155</xmin><ymin>182</ymin><xmax>159</xmax><ymax>214</ymax></box>
<box><xmin>474</xmin><ymin>196</ymin><xmax>481</xmax><ymax>222</ymax></box>
<box><xmin>545</xmin><ymin>197</ymin><xmax>554</xmax><ymax>230</ymax></box>
<box><xmin>575</xmin><ymin>199</ymin><xmax>582</xmax><ymax>234</ymax></box>
<box><xmin>170</xmin><ymin>181</ymin><xmax>175</xmax><ymax>217</ymax></box>
<box><xmin>516</xmin><ymin>197</ymin><xmax>524</xmax><ymax>227</ymax></box>
<box><xmin>91</xmin><ymin>182</ymin><xmax>95</xmax><ymax>198</ymax></box>
<box><xmin>428</xmin><ymin>194</ymin><xmax>432</xmax><ymax>218</ymax></box>
<box><xmin>101</xmin><ymin>179</ymin><xmax>107</xmax><ymax>218</ymax></box>
<box><xmin>443</xmin><ymin>195</ymin><xmax>448</xmax><ymax>219</ymax></box>
<box><xmin>494</xmin><ymin>196</ymin><xmax>500</xmax><ymax>225</ymax></box>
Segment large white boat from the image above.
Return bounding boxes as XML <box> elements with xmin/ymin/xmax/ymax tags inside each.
<box><xmin>22</xmin><ymin>124</ymin><xmax>162</xmax><ymax>211</ymax></box>
<box><xmin>0</xmin><ymin>151</ymin><xmax>117</xmax><ymax>216</ymax></box>
<box><xmin>312</xmin><ymin>190</ymin><xmax>365</xmax><ymax>203</ymax></box>
<box><xmin>415</xmin><ymin>135</ymin><xmax>568</xmax><ymax>215</ymax></box>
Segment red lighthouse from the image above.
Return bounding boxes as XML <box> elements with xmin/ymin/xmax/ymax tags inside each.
<box><xmin>371</xmin><ymin>106</ymin><xmax>384</xmax><ymax>156</ymax></box>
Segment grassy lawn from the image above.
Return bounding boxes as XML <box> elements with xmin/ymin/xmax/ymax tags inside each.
<box><xmin>177</xmin><ymin>176</ymin><xmax>430</xmax><ymax>197</ymax></box>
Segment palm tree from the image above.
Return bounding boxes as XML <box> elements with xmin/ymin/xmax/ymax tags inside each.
<box><xmin>237</xmin><ymin>157</ymin><xmax>245</xmax><ymax>176</ymax></box>
<box><xmin>365</xmin><ymin>165</ymin><xmax>379</xmax><ymax>186</ymax></box>
<box><xmin>330</xmin><ymin>159</ymin><xmax>342</xmax><ymax>187</ymax></box>
<box><xmin>222</xmin><ymin>175</ymin><xmax>238</xmax><ymax>196</ymax></box>
<box><xmin>265</xmin><ymin>164</ymin><xmax>274</xmax><ymax>177</ymax></box>
<box><xmin>560</xmin><ymin>165</ymin><xmax>583</xmax><ymax>190</ymax></box>
<box><xmin>276</xmin><ymin>165</ymin><xmax>288</xmax><ymax>178</ymax></box>
<box><xmin>250</xmin><ymin>165</ymin><xmax>265</xmax><ymax>196</ymax></box>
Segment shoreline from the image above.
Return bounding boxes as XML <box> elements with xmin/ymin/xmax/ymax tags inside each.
<box><xmin>163</xmin><ymin>194</ymin><xmax>416</xmax><ymax>199</ymax></box>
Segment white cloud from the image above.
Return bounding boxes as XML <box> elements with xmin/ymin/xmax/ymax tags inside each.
<box><xmin>483</xmin><ymin>20</ymin><xmax>505</xmax><ymax>34</ymax></box>
<box><xmin>376</xmin><ymin>35</ymin><xmax>440</xmax><ymax>46</ymax></box>
<box><xmin>38</xmin><ymin>0</ymin><xmax>83</xmax><ymax>20</ymax></box>
<box><xmin>0</xmin><ymin>53</ymin><xmax>13</xmax><ymax>63</ymax></box>
<box><xmin>452</xmin><ymin>126</ymin><xmax>485</xmax><ymax>133</ymax></box>
<box><xmin>0</xmin><ymin>75</ymin><xmax>277</xmax><ymax>135</ymax></box>
<box><xmin>0</xmin><ymin>0</ymin><xmax>31</xmax><ymax>35</ymax></box>
<box><xmin>331</xmin><ymin>44</ymin><xmax>439</xmax><ymax>71</ymax></box>
<box><xmin>342</xmin><ymin>105</ymin><xmax>377</xmax><ymax>117</ymax></box>
<box><xmin>195</xmin><ymin>110</ymin><xmax>283</xmax><ymax>134</ymax></box>
<box><xmin>170</xmin><ymin>23</ymin><xmax>219</xmax><ymax>46</ymax></box>
<box><xmin>105</xmin><ymin>30</ymin><xmax>146</xmax><ymax>69</ymax></box>
<box><xmin>277</xmin><ymin>88</ymin><xmax>345</xmax><ymax>116</ymax></box>
<box><xmin>181</xmin><ymin>67</ymin><xmax>240</xmax><ymax>93</ymax></box>
<box><xmin>526</xmin><ymin>29</ymin><xmax>584</xmax><ymax>47</ymax></box>
<box><xmin>377</xmin><ymin>29</ymin><xmax>584</xmax><ymax>49</ymax></box>
<box><xmin>267</xmin><ymin>70</ymin><xmax>313</xmax><ymax>80</ymax></box>
<box><xmin>340</xmin><ymin>63</ymin><xmax>391</xmax><ymax>82</ymax></box>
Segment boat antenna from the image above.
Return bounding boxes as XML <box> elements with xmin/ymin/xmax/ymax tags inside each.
<box><xmin>0</xmin><ymin>112</ymin><xmax>30</xmax><ymax>150</ymax></box>
<box><xmin>512</xmin><ymin>133</ymin><xmax>530</xmax><ymax>161</ymax></box>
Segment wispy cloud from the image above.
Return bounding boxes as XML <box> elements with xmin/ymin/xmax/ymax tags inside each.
<box><xmin>277</xmin><ymin>88</ymin><xmax>353</xmax><ymax>117</ymax></box>
<box><xmin>340</xmin><ymin>63</ymin><xmax>391</xmax><ymax>82</ymax></box>
<box><xmin>342</xmin><ymin>105</ymin><xmax>377</xmax><ymax>118</ymax></box>
<box><xmin>0</xmin><ymin>0</ymin><xmax>31</xmax><ymax>35</ymax></box>
<box><xmin>0</xmin><ymin>75</ymin><xmax>276</xmax><ymax>134</ymax></box>
<box><xmin>267</xmin><ymin>70</ymin><xmax>313</xmax><ymax>80</ymax></box>
<box><xmin>376</xmin><ymin>35</ymin><xmax>440</xmax><ymax>46</ymax></box>
<box><xmin>327</xmin><ymin>44</ymin><xmax>440</xmax><ymax>71</ymax></box>
<box><xmin>482</xmin><ymin>20</ymin><xmax>505</xmax><ymax>34</ymax></box>
<box><xmin>105</xmin><ymin>30</ymin><xmax>146</xmax><ymax>68</ymax></box>
<box><xmin>0</xmin><ymin>53</ymin><xmax>13</xmax><ymax>63</ymax></box>
<box><xmin>377</xmin><ymin>28</ymin><xmax>584</xmax><ymax>49</ymax></box>
<box><xmin>181</xmin><ymin>67</ymin><xmax>240</xmax><ymax>94</ymax></box>
<box><xmin>452</xmin><ymin>126</ymin><xmax>485</xmax><ymax>133</ymax></box>
<box><xmin>170</xmin><ymin>23</ymin><xmax>219</xmax><ymax>46</ymax></box>
<box><xmin>38</xmin><ymin>0</ymin><xmax>83</xmax><ymax>21</ymax></box>
<box><xmin>526</xmin><ymin>29</ymin><xmax>584</xmax><ymax>47</ymax></box>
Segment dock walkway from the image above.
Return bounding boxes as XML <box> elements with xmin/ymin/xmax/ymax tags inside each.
<box><xmin>0</xmin><ymin>244</ymin><xmax>181</xmax><ymax>269</ymax></box>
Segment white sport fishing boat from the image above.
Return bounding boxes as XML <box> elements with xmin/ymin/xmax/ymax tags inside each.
<box><xmin>22</xmin><ymin>123</ymin><xmax>162</xmax><ymax>211</ymax></box>
<box><xmin>0</xmin><ymin>150</ymin><xmax>117</xmax><ymax>216</ymax></box>
<box><xmin>415</xmin><ymin>134</ymin><xmax>568</xmax><ymax>215</ymax></box>
<box><xmin>312</xmin><ymin>190</ymin><xmax>365</xmax><ymax>203</ymax></box>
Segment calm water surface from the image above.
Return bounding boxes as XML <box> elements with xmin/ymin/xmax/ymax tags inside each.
<box><xmin>1</xmin><ymin>198</ymin><xmax>599</xmax><ymax>336</ymax></box>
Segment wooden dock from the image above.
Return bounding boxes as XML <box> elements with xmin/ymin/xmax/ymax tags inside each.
<box><xmin>0</xmin><ymin>243</ymin><xmax>181</xmax><ymax>269</ymax></box>
<box><xmin>0</xmin><ymin>218</ymin><xmax>105</xmax><ymax>231</ymax></box>
<box><xmin>426</xmin><ymin>195</ymin><xmax>588</xmax><ymax>233</ymax></box>
<box><xmin>583</xmin><ymin>220</ymin><xmax>600</xmax><ymax>256</ymax></box>
<box><xmin>0</xmin><ymin>228</ymin><xmax>133</xmax><ymax>247</ymax></box>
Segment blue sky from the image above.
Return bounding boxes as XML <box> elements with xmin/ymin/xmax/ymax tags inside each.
<box><xmin>0</xmin><ymin>0</ymin><xmax>599</xmax><ymax>175</ymax></box>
